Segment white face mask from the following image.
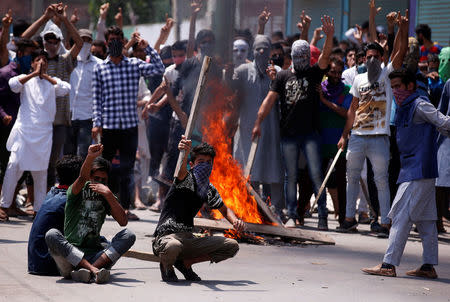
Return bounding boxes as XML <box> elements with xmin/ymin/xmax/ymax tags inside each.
<box><xmin>79</xmin><ymin>42</ymin><xmax>91</xmax><ymax>61</ymax></box>
<box><xmin>233</xmin><ymin>39</ymin><xmax>249</xmax><ymax>67</ymax></box>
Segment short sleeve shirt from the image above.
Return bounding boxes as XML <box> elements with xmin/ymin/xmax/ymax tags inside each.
<box><xmin>270</xmin><ymin>64</ymin><xmax>328</xmax><ymax>137</ymax></box>
<box><xmin>350</xmin><ymin>63</ymin><xmax>394</xmax><ymax>136</ymax></box>
<box><xmin>64</xmin><ymin>182</ymin><xmax>111</xmax><ymax>254</ymax></box>
<box><xmin>155</xmin><ymin>172</ymin><xmax>224</xmax><ymax>237</ymax></box>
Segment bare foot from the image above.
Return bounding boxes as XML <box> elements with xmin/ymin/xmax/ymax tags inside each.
<box><xmin>134</xmin><ymin>199</ymin><xmax>147</xmax><ymax>210</ymax></box>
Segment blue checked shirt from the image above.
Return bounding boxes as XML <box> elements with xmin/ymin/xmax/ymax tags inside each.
<box><xmin>92</xmin><ymin>46</ymin><xmax>164</xmax><ymax>129</ymax></box>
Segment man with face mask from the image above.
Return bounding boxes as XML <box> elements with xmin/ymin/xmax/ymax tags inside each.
<box><xmin>362</xmin><ymin>69</ymin><xmax>450</xmax><ymax>279</ymax></box>
<box><xmin>21</xmin><ymin>4</ymin><xmax>83</xmax><ymax>190</ymax></box>
<box><xmin>92</xmin><ymin>26</ymin><xmax>164</xmax><ymax>221</ymax></box>
<box><xmin>233</xmin><ymin>38</ymin><xmax>249</xmax><ymax>68</ymax></box>
<box><xmin>343</xmin><ymin>47</ymin><xmax>367</xmax><ymax>86</ymax></box>
<box><xmin>230</xmin><ymin>34</ymin><xmax>284</xmax><ymax>220</ymax></box>
<box><xmin>252</xmin><ymin>16</ymin><xmax>335</xmax><ymax>230</ymax></box>
<box><xmin>66</xmin><ymin>29</ymin><xmax>102</xmax><ymax>159</ymax></box>
<box><xmin>337</xmin><ymin>11</ymin><xmax>409</xmax><ymax>234</ymax></box>
<box><xmin>153</xmin><ymin>137</ymin><xmax>244</xmax><ymax>282</ymax></box>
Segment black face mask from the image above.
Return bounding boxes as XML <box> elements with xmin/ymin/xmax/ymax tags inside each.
<box><xmin>108</xmin><ymin>39</ymin><xmax>124</xmax><ymax>57</ymax></box>
<box><xmin>92</xmin><ymin>52</ymin><xmax>106</xmax><ymax>60</ymax></box>
<box><xmin>271</xmin><ymin>54</ymin><xmax>284</xmax><ymax>68</ymax></box>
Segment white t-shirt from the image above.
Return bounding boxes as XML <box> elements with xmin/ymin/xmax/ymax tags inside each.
<box><xmin>342</xmin><ymin>66</ymin><xmax>357</xmax><ymax>86</ymax></box>
<box><xmin>350</xmin><ymin>62</ymin><xmax>394</xmax><ymax>136</ymax></box>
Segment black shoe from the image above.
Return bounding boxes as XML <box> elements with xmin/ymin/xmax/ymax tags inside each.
<box><xmin>337</xmin><ymin>219</ymin><xmax>358</xmax><ymax>232</ymax></box>
<box><xmin>160</xmin><ymin>263</ymin><xmax>178</xmax><ymax>282</ymax></box>
<box><xmin>174</xmin><ymin>260</ymin><xmax>201</xmax><ymax>281</ymax></box>
<box><xmin>317</xmin><ymin>217</ymin><xmax>328</xmax><ymax>231</ymax></box>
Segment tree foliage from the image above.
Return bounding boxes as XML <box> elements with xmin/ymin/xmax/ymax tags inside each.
<box><xmin>88</xmin><ymin>0</ymin><xmax>171</xmax><ymax>25</ymax></box>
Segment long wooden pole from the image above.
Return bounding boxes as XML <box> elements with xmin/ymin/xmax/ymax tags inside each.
<box><xmin>173</xmin><ymin>56</ymin><xmax>212</xmax><ymax>178</ymax></box>
<box><xmin>310</xmin><ymin>148</ymin><xmax>343</xmax><ymax>211</ymax></box>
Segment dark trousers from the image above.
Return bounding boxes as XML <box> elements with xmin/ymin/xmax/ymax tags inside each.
<box><xmin>47</xmin><ymin>125</ymin><xmax>68</xmax><ymax>188</ymax></box>
<box><xmin>64</xmin><ymin>120</ymin><xmax>93</xmax><ymax>158</ymax></box>
<box><xmin>162</xmin><ymin>120</ymin><xmax>184</xmax><ymax>181</ymax></box>
<box><xmin>147</xmin><ymin>116</ymin><xmax>170</xmax><ymax>178</ymax></box>
<box><xmin>388</xmin><ymin>126</ymin><xmax>400</xmax><ymax>203</ymax></box>
<box><xmin>102</xmin><ymin>127</ymin><xmax>138</xmax><ymax>210</ymax></box>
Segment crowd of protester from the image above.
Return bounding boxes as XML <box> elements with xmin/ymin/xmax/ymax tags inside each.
<box><xmin>0</xmin><ymin>0</ymin><xmax>449</xmax><ymax>282</ymax></box>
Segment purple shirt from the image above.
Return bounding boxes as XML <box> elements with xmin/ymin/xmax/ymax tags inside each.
<box><xmin>0</xmin><ymin>61</ymin><xmax>20</xmax><ymax>128</ymax></box>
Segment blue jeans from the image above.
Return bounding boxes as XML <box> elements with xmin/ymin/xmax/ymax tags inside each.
<box><xmin>65</xmin><ymin>119</ymin><xmax>93</xmax><ymax>158</ymax></box>
<box><xmin>345</xmin><ymin>135</ymin><xmax>391</xmax><ymax>224</ymax></box>
<box><xmin>281</xmin><ymin>133</ymin><xmax>327</xmax><ymax>219</ymax></box>
<box><xmin>102</xmin><ymin>127</ymin><xmax>138</xmax><ymax>210</ymax></box>
<box><xmin>45</xmin><ymin>228</ymin><xmax>136</xmax><ymax>278</ymax></box>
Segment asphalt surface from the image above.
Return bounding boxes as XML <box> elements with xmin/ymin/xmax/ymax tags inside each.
<box><xmin>1</xmin><ymin>209</ymin><xmax>449</xmax><ymax>302</ymax></box>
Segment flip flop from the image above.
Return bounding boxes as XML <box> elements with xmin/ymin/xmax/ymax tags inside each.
<box><xmin>149</xmin><ymin>204</ymin><xmax>161</xmax><ymax>213</ymax></box>
<box><xmin>126</xmin><ymin>211</ymin><xmax>140</xmax><ymax>221</ymax></box>
<box><xmin>0</xmin><ymin>208</ymin><xmax>9</xmax><ymax>222</ymax></box>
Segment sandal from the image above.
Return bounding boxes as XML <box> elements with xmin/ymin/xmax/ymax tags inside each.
<box><xmin>126</xmin><ymin>210</ymin><xmax>140</xmax><ymax>221</ymax></box>
<box><xmin>0</xmin><ymin>208</ymin><xmax>9</xmax><ymax>222</ymax></box>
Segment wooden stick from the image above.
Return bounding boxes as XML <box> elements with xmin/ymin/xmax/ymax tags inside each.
<box><xmin>96</xmin><ymin>133</ymin><xmax>101</xmax><ymax>144</ymax></box>
<box><xmin>244</xmin><ymin>138</ymin><xmax>259</xmax><ymax>178</ymax></box>
<box><xmin>246</xmin><ymin>183</ymin><xmax>283</xmax><ymax>226</ymax></box>
<box><xmin>194</xmin><ymin>218</ymin><xmax>335</xmax><ymax>245</ymax></box>
<box><xmin>242</xmin><ymin>137</ymin><xmax>282</xmax><ymax>226</ymax></box>
<box><xmin>123</xmin><ymin>250</ymin><xmax>160</xmax><ymax>262</ymax></box>
<box><xmin>359</xmin><ymin>177</ymin><xmax>376</xmax><ymax>216</ymax></box>
<box><xmin>173</xmin><ymin>56</ymin><xmax>212</xmax><ymax>178</ymax></box>
<box><xmin>310</xmin><ymin>148</ymin><xmax>343</xmax><ymax>212</ymax></box>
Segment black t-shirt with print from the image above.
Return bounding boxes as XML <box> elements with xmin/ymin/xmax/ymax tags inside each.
<box><xmin>154</xmin><ymin>172</ymin><xmax>224</xmax><ymax>238</ymax></box>
<box><xmin>270</xmin><ymin>64</ymin><xmax>328</xmax><ymax>137</ymax></box>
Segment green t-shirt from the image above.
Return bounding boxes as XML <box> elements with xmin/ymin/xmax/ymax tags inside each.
<box><xmin>64</xmin><ymin>181</ymin><xmax>111</xmax><ymax>254</ymax></box>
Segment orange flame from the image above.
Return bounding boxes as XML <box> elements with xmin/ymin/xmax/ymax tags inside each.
<box><xmin>200</xmin><ymin>83</ymin><xmax>265</xmax><ymax>224</ymax></box>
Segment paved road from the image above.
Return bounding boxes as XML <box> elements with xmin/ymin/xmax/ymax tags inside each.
<box><xmin>1</xmin><ymin>210</ymin><xmax>449</xmax><ymax>302</ymax></box>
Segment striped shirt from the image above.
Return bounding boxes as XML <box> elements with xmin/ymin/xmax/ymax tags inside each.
<box><xmin>92</xmin><ymin>46</ymin><xmax>164</xmax><ymax>129</ymax></box>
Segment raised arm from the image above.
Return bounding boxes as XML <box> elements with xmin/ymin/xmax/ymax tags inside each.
<box><xmin>136</xmin><ymin>39</ymin><xmax>164</xmax><ymax>77</ymax></box>
<box><xmin>186</xmin><ymin>0</ymin><xmax>202</xmax><ymax>58</ymax></box>
<box><xmin>53</xmin><ymin>3</ymin><xmax>83</xmax><ymax>59</ymax></box>
<box><xmin>386</xmin><ymin>12</ymin><xmax>397</xmax><ymax>58</ymax></box>
<box><xmin>154</xmin><ymin>14</ymin><xmax>174</xmax><ymax>53</ymax></box>
<box><xmin>257</xmin><ymin>7</ymin><xmax>271</xmax><ymax>35</ymax></box>
<box><xmin>317</xmin><ymin>15</ymin><xmax>335</xmax><ymax>70</ymax></box>
<box><xmin>297</xmin><ymin>10</ymin><xmax>311</xmax><ymax>42</ymax></box>
<box><xmin>71</xmin><ymin>144</ymin><xmax>103</xmax><ymax>196</ymax></box>
<box><xmin>176</xmin><ymin>135</ymin><xmax>192</xmax><ymax>181</ymax></box>
<box><xmin>391</xmin><ymin>10</ymin><xmax>409</xmax><ymax>70</ymax></box>
<box><xmin>369</xmin><ymin>0</ymin><xmax>382</xmax><ymax>43</ymax></box>
<box><xmin>310</xmin><ymin>27</ymin><xmax>324</xmax><ymax>47</ymax></box>
<box><xmin>96</xmin><ymin>3</ymin><xmax>109</xmax><ymax>42</ymax></box>
<box><xmin>21</xmin><ymin>5</ymin><xmax>55</xmax><ymax>38</ymax></box>
<box><xmin>0</xmin><ymin>9</ymin><xmax>13</xmax><ymax>68</ymax></box>
<box><xmin>114</xmin><ymin>7</ymin><xmax>123</xmax><ymax>29</ymax></box>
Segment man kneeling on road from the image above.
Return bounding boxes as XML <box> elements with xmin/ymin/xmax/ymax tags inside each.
<box><xmin>153</xmin><ymin>136</ymin><xmax>245</xmax><ymax>282</ymax></box>
<box><xmin>45</xmin><ymin>144</ymin><xmax>136</xmax><ymax>283</ymax></box>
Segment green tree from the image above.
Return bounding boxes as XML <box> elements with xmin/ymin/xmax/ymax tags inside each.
<box><xmin>88</xmin><ymin>0</ymin><xmax>171</xmax><ymax>26</ymax></box>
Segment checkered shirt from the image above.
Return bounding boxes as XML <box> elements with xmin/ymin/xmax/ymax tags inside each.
<box><xmin>92</xmin><ymin>46</ymin><xmax>164</xmax><ymax>129</ymax></box>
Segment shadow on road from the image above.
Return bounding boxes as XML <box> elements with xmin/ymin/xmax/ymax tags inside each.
<box><xmin>169</xmin><ymin>279</ymin><xmax>261</xmax><ymax>291</ymax></box>
<box><xmin>0</xmin><ymin>239</ymin><xmax>28</xmax><ymax>244</ymax></box>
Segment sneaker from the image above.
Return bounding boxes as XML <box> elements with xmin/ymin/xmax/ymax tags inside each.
<box><xmin>317</xmin><ymin>217</ymin><xmax>328</xmax><ymax>231</ymax></box>
<box><xmin>358</xmin><ymin>212</ymin><xmax>371</xmax><ymax>224</ymax></box>
<box><xmin>284</xmin><ymin>218</ymin><xmax>296</xmax><ymax>228</ymax></box>
<box><xmin>95</xmin><ymin>268</ymin><xmax>110</xmax><ymax>284</ymax></box>
<box><xmin>336</xmin><ymin>219</ymin><xmax>358</xmax><ymax>232</ymax></box>
<box><xmin>377</xmin><ymin>225</ymin><xmax>390</xmax><ymax>238</ymax></box>
<box><xmin>362</xmin><ymin>264</ymin><xmax>396</xmax><ymax>277</ymax></box>
<box><xmin>174</xmin><ymin>260</ymin><xmax>201</xmax><ymax>281</ymax></box>
<box><xmin>160</xmin><ymin>263</ymin><xmax>178</xmax><ymax>282</ymax></box>
<box><xmin>406</xmin><ymin>266</ymin><xmax>438</xmax><ymax>279</ymax></box>
<box><xmin>70</xmin><ymin>268</ymin><xmax>92</xmax><ymax>283</ymax></box>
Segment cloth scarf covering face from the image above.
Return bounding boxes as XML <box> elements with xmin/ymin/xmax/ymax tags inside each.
<box><xmin>291</xmin><ymin>39</ymin><xmax>310</xmax><ymax>73</ymax></box>
<box><xmin>439</xmin><ymin>47</ymin><xmax>450</xmax><ymax>83</ymax></box>
<box><xmin>253</xmin><ymin>35</ymin><xmax>271</xmax><ymax>76</ymax></box>
<box><xmin>192</xmin><ymin>162</ymin><xmax>213</xmax><ymax>199</ymax></box>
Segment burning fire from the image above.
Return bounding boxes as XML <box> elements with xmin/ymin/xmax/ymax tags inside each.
<box><xmin>200</xmin><ymin>83</ymin><xmax>266</xmax><ymax>225</ymax></box>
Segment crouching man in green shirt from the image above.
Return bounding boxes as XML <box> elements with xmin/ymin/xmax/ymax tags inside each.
<box><xmin>45</xmin><ymin>144</ymin><xmax>136</xmax><ymax>283</ymax></box>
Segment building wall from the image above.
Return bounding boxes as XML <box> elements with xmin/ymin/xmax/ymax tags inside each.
<box><xmin>416</xmin><ymin>0</ymin><xmax>450</xmax><ymax>46</ymax></box>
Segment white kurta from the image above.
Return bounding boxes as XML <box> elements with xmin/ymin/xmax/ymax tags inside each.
<box><xmin>7</xmin><ymin>75</ymin><xmax>70</xmax><ymax>171</ymax></box>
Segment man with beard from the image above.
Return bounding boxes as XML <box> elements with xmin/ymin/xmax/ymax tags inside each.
<box><xmin>337</xmin><ymin>11</ymin><xmax>409</xmax><ymax>234</ymax></box>
<box><xmin>415</xmin><ymin>24</ymin><xmax>442</xmax><ymax>63</ymax></box>
<box><xmin>91</xmin><ymin>26</ymin><xmax>164</xmax><ymax>221</ymax></box>
<box><xmin>21</xmin><ymin>3</ymin><xmax>83</xmax><ymax>190</ymax></box>
<box><xmin>230</xmin><ymin>35</ymin><xmax>284</xmax><ymax>219</ymax></box>
<box><xmin>252</xmin><ymin>16</ymin><xmax>335</xmax><ymax>230</ymax></box>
